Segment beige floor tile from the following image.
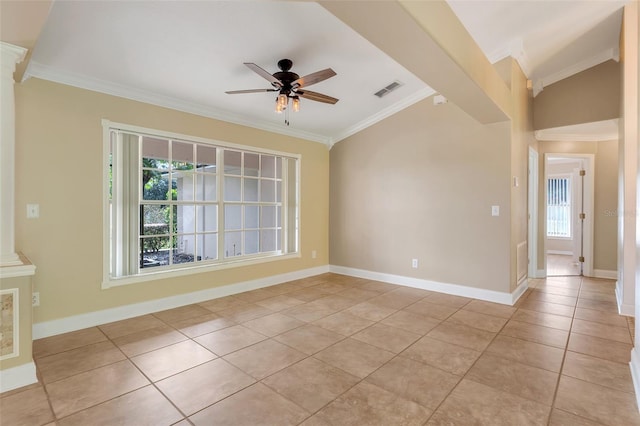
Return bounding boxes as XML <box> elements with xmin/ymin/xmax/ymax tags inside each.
<box><xmin>571</xmin><ymin>319</ymin><xmax>632</xmax><ymax>344</ymax></box>
<box><xmin>282</xmin><ymin>302</ymin><xmax>337</xmax><ymax>322</ymax></box>
<box><xmin>579</xmin><ymin>290</ymin><xmax>617</xmax><ymax>303</ymax></box>
<box><xmin>216</xmin><ymin>303</ymin><xmax>274</xmax><ymax>323</ymax></box>
<box><xmin>314</xmin><ymin>338</ymin><xmax>394</xmax><ymax>378</ymax></box>
<box><xmin>352</xmin><ymin>322</ymin><xmax>421</xmax><ymax>353</ymax></box>
<box><xmin>242</xmin><ymin>312</ymin><xmax>305</xmax><ymax>337</ymax></box>
<box><xmin>391</xmin><ymin>287</ymin><xmax>434</xmax><ymax>299</ymax></box>
<box><xmin>427</xmin><ymin>379</ymin><xmax>550</xmax><ymax>426</ymax></box>
<box><xmin>255</xmin><ymin>295</ymin><xmax>305</xmax><ymax>311</ymax></box>
<box><xmin>274</xmin><ymin>324</ymin><xmax>345</xmax><ymax>355</ymax></box>
<box><xmin>567</xmin><ymin>333</ymin><xmax>632</xmax><ymax>364</ymax></box>
<box><xmin>131</xmin><ymin>340</ymin><xmax>216</xmax><ymax>382</ymax></box>
<box><xmin>403</xmin><ymin>299</ymin><xmax>459</xmax><ymax>320</ymax></box>
<box><xmin>359</xmin><ymin>280</ymin><xmax>398</xmax><ymax>293</ymax></box>
<box><xmin>223</xmin><ymin>339</ymin><xmax>306</xmax><ymax>379</ymax></box>
<box><xmin>580</xmin><ymin>280</ymin><xmax>616</xmax><ymax>294</ymax></box>
<box><xmin>345</xmin><ymin>301</ymin><xmax>397</xmax><ymax>321</ymax></box>
<box><xmin>425</xmin><ymin>293</ymin><xmax>472</xmax><ymax>308</ymax></box>
<box><xmin>518</xmin><ymin>299</ymin><xmax>575</xmax><ymax>317</ymax></box>
<box><xmin>545</xmin><ymin>276</ymin><xmax>582</xmax><ymax>289</ymax></box>
<box><xmin>46</xmin><ymin>360</ymin><xmax>149</xmax><ymax>418</ymax></box>
<box><xmin>562</xmin><ymin>351</ymin><xmax>634</xmax><ymax>393</ymax></box>
<box><xmin>156</xmin><ymin>358</ymin><xmax>255</xmax><ymax>415</ymax></box>
<box><xmin>313</xmin><ymin>311</ymin><xmax>374</xmax><ymax>336</ymax></box>
<box><xmin>527</xmin><ymin>292</ymin><xmax>577</xmax><ymax>307</ymax></box>
<box><xmin>33</xmin><ymin>327</ymin><xmax>107</xmax><ymax>359</ymax></box>
<box><xmin>112</xmin><ymin>325</ymin><xmax>187</xmax><ymax>357</ymax></box>
<box><xmin>337</xmin><ymin>287</ymin><xmax>380</xmax><ymax>301</ymax></box>
<box><xmin>36</xmin><ymin>340</ymin><xmax>125</xmax><ymax>384</ymax></box>
<box><xmin>234</xmin><ymin>287</ymin><xmax>280</xmax><ymax>303</ymax></box>
<box><xmin>0</xmin><ymin>386</ymin><xmax>54</xmax><ymax>426</ymax></box>
<box><xmin>427</xmin><ymin>321</ymin><xmax>495</xmax><ymax>351</ymax></box>
<box><xmin>381</xmin><ymin>310</ymin><xmax>441</xmax><ymax>335</ymax></box>
<box><xmin>262</xmin><ymin>357</ymin><xmax>359</xmax><ymax>412</ymax></box>
<box><xmin>313</xmin><ymin>281</ymin><xmax>351</xmax><ymax>294</ymax></box>
<box><xmin>368</xmin><ymin>292</ymin><xmax>420</xmax><ymax>310</ymax></box>
<box><xmin>367</xmin><ymin>356</ymin><xmax>460</xmax><ymax>410</ymax></box>
<box><xmin>171</xmin><ymin>313</ymin><xmax>236</xmax><ymax>338</ymax></box>
<box><xmin>485</xmin><ymin>335</ymin><xmax>565</xmax><ymax>372</ymax></box>
<box><xmin>98</xmin><ymin>314</ymin><xmax>165</xmax><ymax>339</ymax></box>
<box><xmin>448</xmin><ymin>309</ymin><xmax>508</xmax><ymax>332</ymax></box>
<box><xmin>576</xmin><ymin>298</ymin><xmax>618</xmax><ymax>313</ymax></box>
<box><xmin>555</xmin><ymin>375</ymin><xmax>640</xmax><ymax>426</ymax></box>
<box><xmin>287</xmin><ymin>287</ymin><xmax>332</xmax><ymax>302</ymax></box>
<box><xmin>513</xmin><ymin>308</ymin><xmax>573</xmax><ymax>331</ymax></box>
<box><xmin>549</xmin><ymin>408</ymin><xmax>606</xmax><ymax>425</ymax></box>
<box><xmin>316</xmin><ymin>381</ymin><xmax>431</xmax><ymax>426</ymax></box>
<box><xmin>535</xmin><ymin>284</ymin><xmax>580</xmax><ymax>298</ymax></box>
<box><xmin>461</xmin><ymin>299</ymin><xmax>516</xmax><ymax>319</ymax></box>
<box><xmin>501</xmin><ymin>320</ymin><xmax>569</xmax><ymax>348</ymax></box>
<box><xmin>57</xmin><ymin>385</ymin><xmax>183</xmax><ymax>426</ymax></box>
<box><xmin>194</xmin><ymin>324</ymin><xmax>267</xmax><ymax>356</ymax></box>
<box><xmin>198</xmin><ymin>295</ymin><xmax>247</xmax><ymax>312</ymax></box>
<box><xmin>310</xmin><ymin>294</ymin><xmax>358</xmax><ymax>311</ymax></box>
<box><xmin>401</xmin><ymin>336</ymin><xmax>481</xmax><ymax>376</ymax></box>
<box><xmin>574</xmin><ymin>307</ymin><xmax>628</xmax><ymax>328</ymax></box>
<box><xmin>152</xmin><ymin>304</ymin><xmax>212</xmax><ymax>324</ymax></box>
<box><xmin>189</xmin><ymin>382</ymin><xmax>309</xmax><ymax>426</ymax></box>
<box><xmin>466</xmin><ymin>353</ymin><xmax>559</xmax><ymax>405</ymax></box>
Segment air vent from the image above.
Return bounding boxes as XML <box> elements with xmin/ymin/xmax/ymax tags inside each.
<box><xmin>374</xmin><ymin>80</ymin><xmax>403</xmax><ymax>98</ymax></box>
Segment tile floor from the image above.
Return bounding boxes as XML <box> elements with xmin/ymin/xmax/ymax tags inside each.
<box><xmin>1</xmin><ymin>273</ymin><xmax>638</xmax><ymax>425</ymax></box>
<box><xmin>547</xmin><ymin>254</ymin><xmax>582</xmax><ymax>277</ymax></box>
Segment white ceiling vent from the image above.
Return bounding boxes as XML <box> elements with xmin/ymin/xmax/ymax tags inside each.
<box><xmin>374</xmin><ymin>80</ymin><xmax>403</xmax><ymax>98</ymax></box>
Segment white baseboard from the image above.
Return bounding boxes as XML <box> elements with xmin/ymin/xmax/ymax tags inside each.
<box><xmin>615</xmin><ymin>280</ymin><xmax>635</xmax><ymax>317</ymax></box>
<box><xmin>593</xmin><ymin>269</ymin><xmax>618</xmax><ymax>280</ymax></box>
<box><xmin>329</xmin><ymin>265</ymin><xmax>527</xmax><ymax>306</ymax></box>
<box><xmin>0</xmin><ymin>362</ymin><xmax>37</xmax><ymax>393</ymax></box>
<box><xmin>534</xmin><ymin>269</ymin><xmax>546</xmax><ymax>279</ymax></box>
<box><xmin>33</xmin><ymin>265</ymin><xmax>329</xmax><ymax>339</ymax></box>
<box><xmin>546</xmin><ymin>250</ymin><xmax>573</xmax><ymax>256</ymax></box>
<box><xmin>630</xmin><ymin>348</ymin><xmax>640</xmax><ymax>412</ymax></box>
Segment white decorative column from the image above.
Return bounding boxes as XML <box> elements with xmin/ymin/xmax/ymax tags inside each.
<box><xmin>0</xmin><ymin>42</ymin><xmax>27</xmax><ymax>267</ymax></box>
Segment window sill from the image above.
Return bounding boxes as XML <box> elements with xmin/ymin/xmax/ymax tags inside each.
<box><xmin>102</xmin><ymin>252</ymin><xmax>301</xmax><ymax>289</ymax></box>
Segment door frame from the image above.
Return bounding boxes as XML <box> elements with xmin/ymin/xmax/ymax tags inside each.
<box><xmin>528</xmin><ymin>147</ymin><xmax>539</xmax><ymax>278</ymax></box>
<box><xmin>543</xmin><ymin>153</ymin><xmax>595</xmax><ymax>277</ymax></box>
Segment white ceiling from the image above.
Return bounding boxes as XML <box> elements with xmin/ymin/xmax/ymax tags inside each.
<box><xmin>24</xmin><ymin>1</ymin><xmax>628</xmax><ymax>145</ymax></box>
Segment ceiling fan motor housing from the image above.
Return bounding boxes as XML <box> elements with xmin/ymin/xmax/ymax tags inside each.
<box><xmin>273</xmin><ymin>59</ymin><xmax>299</xmax><ymax>94</ymax></box>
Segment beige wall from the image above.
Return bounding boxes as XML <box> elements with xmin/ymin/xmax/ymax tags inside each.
<box><xmin>534</xmin><ymin>60</ymin><xmax>621</xmax><ymax>131</ymax></box>
<box><xmin>329</xmin><ymin>95</ymin><xmax>512</xmax><ymax>293</ymax></box>
<box><xmin>15</xmin><ymin>78</ymin><xmax>330</xmax><ymax>324</ymax></box>
<box><xmin>537</xmin><ymin>140</ymin><xmax>618</xmax><ymax>272</ymax></box>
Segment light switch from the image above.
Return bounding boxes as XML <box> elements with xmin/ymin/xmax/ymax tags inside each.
<box><xmin>27</xmin><ymin>204</ymin><xmax>39</xmax><ymax>219</ymax></box>
<box><xmin>491</xmin><ymin>205</ymin><xmax>500</xmax><ymax>216</ymax></box>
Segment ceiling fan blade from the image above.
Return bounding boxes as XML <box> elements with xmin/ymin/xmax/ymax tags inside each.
<box><xmin>226</xmin><ymin>89</ymin><xmax>277</xmax><ymax>94</ymax></box>
<box><xmin>244</xmin><ymin>63</ymin><xmax>282</xmax><ymax>87</ymax></box>
<box><xmin>293</xmin><ymin>68</ymin><xmax>336</xmax><ymax>88</ymax></box>
<box><xmin>297</xmin><ymin>89</ymin><xmax>339</xmax><ymax>104</ymax></box>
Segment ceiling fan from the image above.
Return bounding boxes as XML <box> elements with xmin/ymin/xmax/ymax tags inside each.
<box><xmin>226</xmin><ymin>59</ymin><xmax>338</xmax><ymax>125</ymax></box>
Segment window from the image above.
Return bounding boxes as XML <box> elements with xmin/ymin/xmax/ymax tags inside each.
<box><xmin>547</xmin><ymin>176</ymin><xmax>571</xmax><ymax>238</ymax></box>
<box><xmin>105</xmin><ymin>122</ymin><xmax>299</xmax><ymax>284</ymax></box>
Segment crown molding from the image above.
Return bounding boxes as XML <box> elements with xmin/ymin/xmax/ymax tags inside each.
<box><xmin>0</xmin><ymin>42</ymin><xmax>28</xmax><ymax>64</ymax></box>
<box><xmin>534</xmin><ymin>130</ymin><xmax>618</xmax><ymax>142</ymax></box>
<box><xmin>23</xmin><ymin>61</ymin><xmax>332</xmax><ymax>146</ymax></box>
<box><xmin>540</xmin><ymin>47</ymin><xmax>619</xmax><ymax>90</ymax></box>
<box><xmin>329</xmin><ymin>86</ymin><xmax>435</xmax><ymax>147</ymax></box>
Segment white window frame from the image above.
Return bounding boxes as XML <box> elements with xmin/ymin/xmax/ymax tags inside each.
<box><xmin>546</xmin><ymin>174</ymin><xmax>572</xmax><ymax>239</ymax></box>
<box><xmin>102</xmin><ymin>120</ymin><xmax>300</xmax><ymax>288</ymax></box>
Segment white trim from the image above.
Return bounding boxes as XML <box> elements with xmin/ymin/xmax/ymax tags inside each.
<box><xmin>0</xmin><ymin>362</ymin><xmax>37</xmax><ymax>393</ymax></box>
<box><xmin>535</xmin><ymin>130</ymin><xmax>619</xmax><ymax>142</ymax></box>
<box><xmin>33</xmin><ymin>265</ymin><xmax>329</xmax><ymax>339</ymax></box>
<box><xmin>535</xmin><ymin>269</ymin><xmax>546</xmax><ymax>278</ymax></box>
<box><xmin>24</xmin><ymin>62</ymin><xmax>331</xmax><ymax>146</ymax></box>
<box><xmin>528</xmin><ymin>147</ymin><xmax>539</xmax><ymax>279</ymax></box>
<box><xmin>593</xmin><ymin>269</ymin><xmax>618</xmax><ymax>280</ymax></box>
<box><xmin>629</xmin><ymin>348</ymin><xmax>640</xmax><ymax>411</ymax></box>
<box><xmin>616</xmin><ymin>280</ymin><xmax>635</xmax><ymax>317</ymax></box>
<box><xmin>329</xmin><ymin>87</ymin><xmax>435</xmax><ymax>147</ymax></box>
<box><xmin>329</xmin><ymin>265</ymin><xmax>528</xmax><ymax>306</ymax></box>
<box><xmin>546</xmin><ymin>250</ymin><xmax>573</xmax><ymax>256</ymax></box>
<box><xmin>0</xmin><ymin>289</ymin><xmax>19</xmax><ymax>360</ymax></box>
<box><xmin>0</xmin><ymin>263</ymin><xmax>36</xmax><ymax>279</ymax></box>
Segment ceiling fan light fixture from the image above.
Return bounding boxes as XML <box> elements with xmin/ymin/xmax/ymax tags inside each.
<box><xmin>292</xmin><ymin>96</ymin><xmax>300</xmax><ymax>112</ymax></box>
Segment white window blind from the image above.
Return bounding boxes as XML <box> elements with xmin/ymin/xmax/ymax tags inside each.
<box><xmin>547</xmin><ymin>176</ymin><xmax>571</xmax><ymax>238</ymax></box>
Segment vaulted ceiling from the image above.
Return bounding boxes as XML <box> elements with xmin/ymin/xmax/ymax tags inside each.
<box><xmin>1</xmin><ymin>1</ymin><xmax>628</xmax><ymax>145</ymax></box>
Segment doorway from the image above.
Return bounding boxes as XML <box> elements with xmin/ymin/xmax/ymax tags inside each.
<box><xmin>544</xmin><ymin>154</ymin><xmax>594</xmax><ymax>277</ymax></box>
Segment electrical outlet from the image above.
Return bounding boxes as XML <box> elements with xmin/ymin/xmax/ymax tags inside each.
<box><xmin>32</xmin><ymin>292</ymin><xmax>40</xmax><ymax>307</ymax></box>
<box><xmin>311</xmin><ymin>250</ymin><xmax>317</xmax><ymax>259</ymax></box>
<box><xmin>412</xmin><ymin>259</ymin><xmax>418</xmax><ymax>269</ymax></box>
